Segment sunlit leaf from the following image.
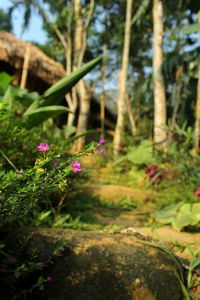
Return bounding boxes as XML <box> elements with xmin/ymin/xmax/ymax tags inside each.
<box><xmin>25</xmin><ymin>105</ymin><xmax>69</xmax><ymax>127</ymax></box>
<box><xmin>181</xmin><ymin>23</ymin><xmax>200</xmax><ymax>34</ymax></box>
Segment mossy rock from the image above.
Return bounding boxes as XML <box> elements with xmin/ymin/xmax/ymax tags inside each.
<box><xmin>6</xmin><ymin>228</ymin><xmax>184</xmax><ymax>300</ymax></box>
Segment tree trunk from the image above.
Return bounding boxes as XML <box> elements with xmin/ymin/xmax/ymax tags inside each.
<box><xmin>153</xmin><ymin>0</ymin><xmax>167</xmax><ymax>151</ymax></box>
<box><xmin>20</xmin><ymin>43</ymin><xmax>30</xmax><ymax>89</ymax></box>
<box><xmin>100</xmin><ymin>44</ymin><xmax>107</xmax><ymax>139</ymax></box>
<box><xmin>74</xmin><ymin>80</ymin><xmax>91</xmax><ymax>150</ymax></box>
<box><xmin>171</xmin><ymin>65</ymin><xmax>183</xmax><ymax>128</ymax></box>
<box><xmin>72</xmin><ymin>0</ymin><xmax>94</xmax><ymax>151</ymax></box>
<box><xmin>125</xmin><ymin>90</ymin><xmax>137</xmax><ymax>136</ymax></box>
<box><xmin>194</xmin><ymin>10</ymin><xmax>200</xmax><ymax>154</ymax></box>
<box><xmin>113</xmin><ymin>0</ymin><xmax>133</xmax><ymax>155</ymax></box>
<box><xmin>65</xmin><ymin>90</ymin><xmax>78</xmax><ymax>137</ymax></box>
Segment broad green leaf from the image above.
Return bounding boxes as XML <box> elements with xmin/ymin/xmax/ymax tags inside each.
<box><xmin>25</xmin><ymin>105</ymin><xmax>69</xmax><ymax>127</ymax></box>
<box><xmin>114</xmin><ymin>140</ymin><xmax>154</xmax><ymax>166</ymax></box>
<box><xmin>44</xmin><ymin>56</ymin><xmax>102</xmax><ymax>101</ymax></box>
<box><xmin>152</xmin><ymin>202</ymin><xmax>183</xmax><ymax>224</ymax></box>
<box><xmin>0</xmin><ymin>72</ymin><xmax>13</xmax><ymax>91</ymax></box>
<box><xmin>127</xmin><ymin>140</ymin><xmax>154</xmax><ymax>165</ymax></box>
<box><xmin>25</xmin><ymin>56</ymin><xmax>102</xmax><ymax>115</ymax></box>
<box><xmin>181</xmin><ymin>23</ymin><xmax>200</xmax><ymax>34</ymax></box>
<box><xmin>172</xmin><ymin>203</ymin><xmax>200</xmax><ymax>231</ymax></box>
<box><xmin>3</xmin><ymin>86</ymin><xmax>13</xmax><ymax>109</ymax></box>
<box><xmin>192</xmin><ymin>203</ymin><xmax>200</xmax><ymax>217</ymax></box>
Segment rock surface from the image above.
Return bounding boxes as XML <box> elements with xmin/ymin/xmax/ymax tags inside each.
<box><xmin>7</xmin><ymin>228</ymin><xmax>184</xmax><ymax>300</ymax></box>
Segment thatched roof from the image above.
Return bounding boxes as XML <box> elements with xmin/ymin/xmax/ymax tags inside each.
<box><xmin>0</xmin><ymin>31</ymin><xmax>65</xmax><ymax>86</ymax></box>
<box><xmin>0</xmin><ymin>31</ymin><xmax>116</xmax><ymax>126</ymax></box>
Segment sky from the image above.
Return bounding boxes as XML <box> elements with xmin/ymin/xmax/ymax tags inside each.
<box><xmin>0</xmin><ymin>0</ymin><xmax>47</xmax><ymax>44</ymax></box>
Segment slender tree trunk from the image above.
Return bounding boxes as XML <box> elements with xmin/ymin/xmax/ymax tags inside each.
<box><xmin>194</xmin><ymin>10</ymin><xmax>200</xmax><ymax>154</ymax></box>
<box><xmin>65</xmin><ymin>89</ymin><xmax>78</xmax><ymax>137</ymax></box>
<box><xmin>113</xmin><ymin>0</ymin><xmax>133</xmax><ymax>155</ymax></box>
<box><xmin>65</xmin><ymin>2</ymin><xmax>77</xmax><ymax>134</ymax></box>
<box><xmin>125</xmin><ymin>90</ymin><xmax>137</xmax><ymax>136</ymax></box>
<box><xmin>73</xmin><ymin>0</ymin><xmax>94</xmax><ymax>151</ymax></box>
<box><xmin>75</xmin><ymin>80</ymin><xmax>91</xmax><ymax>150</ymax></box>
<box><xmin>171</xmin><ymin>65</ymin><xmax>183</xmax><ymax>128</ymax></box>
<box><xmin>100</xmin><ymin>44</ymin><xmax>107</xmax><ymax>139</ymax></box>
<box><xmin>153</xmin><ymin>0</ymin><xmax>167</xmax><ymax>150</ymax></box>
<box><xmin>166</xmin><ymin>65</ymin><xmax>183</xmax><ymax>148</ymax></box>
<box><xmin>20</xmin><ymin>43</ymin><xmax>30</xmax><ymax>89</ymax></box>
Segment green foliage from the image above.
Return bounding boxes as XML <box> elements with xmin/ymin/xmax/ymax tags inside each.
<box><xmin>0</xmin><ymin>235</ymin><xmax>69</xmax><ymax>299</ymax></box>
<box><xmin>0</xmin><ymin>72</ymin><xmax>101</xmax><ymax>226</ymax></box>
<box><xmin>131</xmin><ymin>0</ymin><xmax>151</xmax><ymax>26</ymax></box>
<box><xmin>0</xmin><ymin>72</ymin><xmax>13</xmax><ymax>95</ymax></box>
<box><xmin>186</xmin><ymin>246</ymin><xmax>200</xmax><ymax>289</ymax></box>
<box><xmin>152</xmin><ymin>202</ymin><xmax>200</xmax><ymax>231</ymax></box>
<box><xmin>115</xmin><ymin>140</ymin><xmax>155</xmax><ymax>166</ymax></box>
<box><xmin>0</xmin><ymin>140</ymin><xmax>98</xmax><ymax>227</ymax></box>
<box><xmin>0</xmin><ymin>8</ymin><xmax>12</xmax><ymax>31</ymax></box>
<box><xmin>0</xmin><ymin>95</ymin><xmax>43</xmax><ymax>169</ymax></box>
<box><xmin>24</xmin><ymin>105</ymin><xmax>69</xmax><ymax>127</ymax></box>
<box><xmin>24</xmin><ymin>56</ymin><xmax>102</xmax><ymax>127</ymax></box>
<box><xmin>181</xmin><ymin>23</ymin><xmax>200</xmax><ymax>34</ymax></box>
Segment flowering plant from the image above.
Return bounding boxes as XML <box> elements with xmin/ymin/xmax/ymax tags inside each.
<box><xmin>0</xmin><ymin>140</ymin><xmax>101</xmax><ymax>226</ymax></box>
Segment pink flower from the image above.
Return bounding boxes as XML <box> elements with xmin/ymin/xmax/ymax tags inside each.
<box><xmin>70</xmin><ymin>161</ymin><xmax>82</xmax><ymax>173</ymax></box>
<box><xmin>37</xmin><ymin>143</ymin><xmax>50</xmax><ymax>152</ymax></box>
<box><xmin>97</xmin><ymin>146</ymin><xmax>104</xmax><ymax>154</ymax></box>
<box><xmin>194</xmin><ymin>187</ymin><xmax>200</xmax><ymax>199</ymax></box>
<box><xmin>99</xmin><ymin>138</ymin><xmax>106</xmax><ymax>145</ymax></box>
<box><xmin>46</xmin><ymin>276</ymin><xmax>53</xmax><ymax>284</ymax></box>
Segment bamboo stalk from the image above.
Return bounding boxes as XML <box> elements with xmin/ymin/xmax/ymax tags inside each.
<box><xmin>20</xmin><ymin>42</ymin><xmax>31</xmax><ymax>89</ymax></box>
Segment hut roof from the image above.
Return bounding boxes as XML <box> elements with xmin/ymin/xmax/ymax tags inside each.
<box><xmin>0</xmin><ymin>31</ymin><xmax>116</xmax><ymax>120</ymax></box>
<box><xmin>0</xmin><ymin>31</ymin><xmax>65</xmax><ymax>85</ymax></box>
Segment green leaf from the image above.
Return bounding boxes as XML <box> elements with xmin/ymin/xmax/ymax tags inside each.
<box><xmin>181</xmin><ymin>23</ymin><xmax>200</xmax><ymax>34</ymax></box>
<box><xmin>38</xmin><ymin>210</ymin><xmax>51</xmax><ymax>221</ymax></box>
<box><xmin>24</xmin><ymin>56</ymin><xmax>102</xmax><ymax>116</ymax></box>
<box><xmin>127</xmin><ymin>140</ymin><xmax>154</xmax><ymax>165</ymax></box>
<box><xmin>114</xmin><ymin>140</ymin><xmax>154</xmax><ymax>166</ymax></box>
<box><xmin>25</xmin><ymin>105</ymin><xmax>69</xmax><ymax>127</ymax></box>
<box><xmin>188</xmin><ymin>252</ymin><xmax>200</xmax><ymax>288</ymax></box>
<box><xmin>44</xmin><ymin>56</ymin><xmax>102</xmax><ymax>102</ymax></box>
<box><xmin>3</xmin><ymin>86</ymin><xmax>13</xmax><ymax>109</ymax></box>
<box><xmin>192</xmin><ymin>203</ymin><xmax>200</xmax><ymax>217</ymax></box>
<box><xmin>0</xmin><ymin>72</ymin><xmax>13</xmax><ymax>91</ymax></box>
<box><xmin>172</xmin><ymin>203</ymin><xmax>200</xmax><ymax>231</ymax></box>
<box><xmin>152</xmin><ymin>202</ymin><xmax>184</xmax><ymax>225</ymax></box>
<box><xmin>131</xmin><ymin>0</ymin><xmax>151</xmax><ymax>26</ymax></box>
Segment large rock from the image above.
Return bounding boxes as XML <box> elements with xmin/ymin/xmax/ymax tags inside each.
<box><xmin>7</xmin><ymin>228</ymin><xmax>184</xmax><ymax>300</ymax></box>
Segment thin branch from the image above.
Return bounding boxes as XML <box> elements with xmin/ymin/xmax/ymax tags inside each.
<box><xmin>85</xmin><ymin>0</ymin><xmax>95</xmax><ymax>29</ymax></box>
<box><xmin>77</xmin><ymin>0</ymin><xmax>95</xmax><ymax>67</ymax></box>
<box><xmin>35</xmin><ymin>1</ymin><xmax>68</xmax><ymax>51</ymax></box>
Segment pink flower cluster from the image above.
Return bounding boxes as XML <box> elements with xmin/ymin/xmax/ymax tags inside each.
<box><xmin>97</xmin><ymin>138</ymin><xmax>106</xmax><ymax>154</ymax></box>
<box><xmin>37</xmin><ymin>143</ymin><xmax>50</xmax><ymax>152</ymax></box>
<box><xmin>70</xmin><ymin>161</ymin><xmax>82</xmax><ymax>173</ymax></box>
<box><xmin>99</xmin><ymin>138</ymin><xmax>106</xmax><ymax>145</ymax></box>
